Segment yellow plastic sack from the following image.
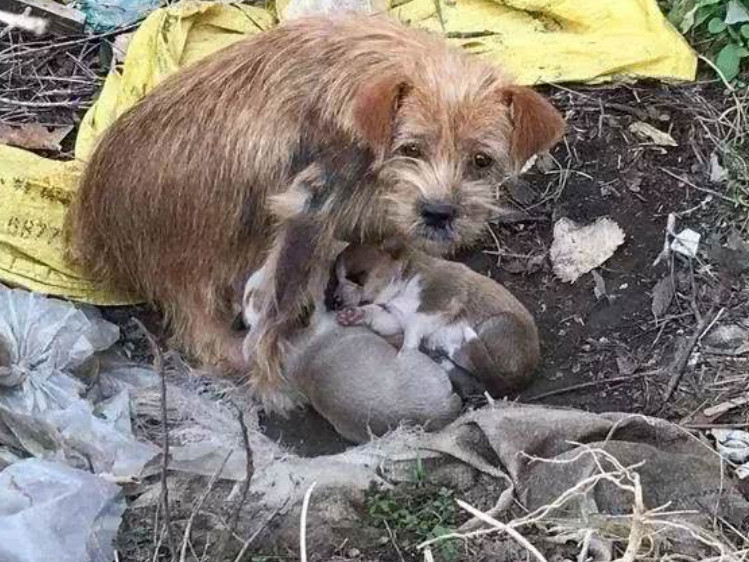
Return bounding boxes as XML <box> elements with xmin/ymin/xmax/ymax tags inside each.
<box><xmin>0</xmin><ymin>0</ymin><xmax>696</xmax><ymax>305</ymax></box>
<box><xmin>0</xmin><ymin>3</ymin><xmax>274</xmax><ymax>305</ymax></box>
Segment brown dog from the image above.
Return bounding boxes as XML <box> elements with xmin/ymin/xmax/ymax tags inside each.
<box><xmin>334</xmin><ymin>243</ymin><xmax>539</xmax><ymax>397</ymax></box>
<box><xmin>67</xmin><ymin>13</ymin><xmax>563</xmax><ymax>409</ymax></box>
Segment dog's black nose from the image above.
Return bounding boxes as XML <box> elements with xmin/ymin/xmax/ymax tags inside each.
<box><xmin>421</xmin><ymin>202</ymin><xmax>457</xmax><ymax>229</ymax></box>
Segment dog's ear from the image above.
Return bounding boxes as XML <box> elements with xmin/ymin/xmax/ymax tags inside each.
<box><xmin>500</xmin><ymin>86</ymin><xmax>565</xmax><ymax>171</ymax></box>
<box><xmin>353</xmin><ymin>76</ymin><xmax>410</xmax><ymax>156</ymax></box>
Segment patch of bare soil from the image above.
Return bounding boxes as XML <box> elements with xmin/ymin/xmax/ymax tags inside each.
<box><xmin>477</xmin><ymin>82</ymin><xmax>749</xmax><ymax>425</ymax></box>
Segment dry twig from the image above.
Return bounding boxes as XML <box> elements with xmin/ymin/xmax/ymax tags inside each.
<box><xmin>662</xmin><ymin>308</ymin><xmax>720</xmax><ymax>404</ymax></box>
<box><xmin>216</xmin><ymin>406</ymin><xmax>255</xmax><ymax>560</ymax></box>
<box><xmin>133</xmin><ymin>318</ymin><xmax>178</xmax><ymax>561</ymax></box>
<box><xmin>300</xmin><ymin>482</ymin><xmax>317</xmax><ymax>562</ymax></box>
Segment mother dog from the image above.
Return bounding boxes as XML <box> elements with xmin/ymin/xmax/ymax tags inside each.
<box><xmin>67</xmin><ymin>13</ymin><xmax>564</xmax><ymax>409</ymax></box>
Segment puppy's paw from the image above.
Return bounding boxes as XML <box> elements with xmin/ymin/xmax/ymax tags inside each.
<box><xmin>336</xmin><ymin>306</ymin><xmax>366</xmax><ymax>326</ymax></box>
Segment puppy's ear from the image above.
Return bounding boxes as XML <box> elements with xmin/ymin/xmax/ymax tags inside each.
<box><xmin>500</xmin><ymin>86</ymin><xmax>565</xmax><ymax>171</ymax></box>
<box><xmin>353</xmin><ymin>76</ymin><xmax>410</xmax><ymax>156</ymax></box>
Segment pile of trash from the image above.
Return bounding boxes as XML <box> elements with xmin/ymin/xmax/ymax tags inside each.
<box><xmin>0</xmin><ymin>284</ymin><xmax>747</xmax><ymax>561</ymax></box>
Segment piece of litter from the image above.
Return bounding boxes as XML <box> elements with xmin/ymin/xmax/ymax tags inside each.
<box><xmin>0</xmin><ymin>458</ymin><xmax>125</xmax><ymax>562</ymax></box>
<box><xmin>550</xmin><ymin>217</ymin><xmax>625</xmax><ymax>283</ymax></box>
<box><xmin>709</xmin><ymin>152</ymin><xmax>727</xmax><ymax>183</ymax></box>
<box><xmin>0</xmin><ymin>8</ymin><xmax>48</xmax><ymax>35</ymax></box>
<box><xmin>112</xmin><ymin>31</ymin><xmax>135</xmax><ymax>67</ymax></box>
<box><xmin>670</xmin><ymin>228</ymin><xmax>701</xmax><ymax>259</ymax></box>
<box><xmin>629</xmin><ymin>121</ymin><xmax>678</xmax><ymax>147</ymax></box>
<box><xmin>0</xmin><ymin>124</ymin><xmax>73</xmax><ymax>152</ymax></box>
<box><xmin>0</xmin><ymin>286</ymin><xmax>159</xmax><ymax>477</ymax></box>
<box><xmin>591</xmin><ymin>270</ymin><xmax>607</xmax><ymax>301</ymax></box>
<box><xmin>283</xmin><ymin>0</ymin><xmax>385</xmax><ymax>18</ymax></box>
<box><xmin>711</xmin><ymin>429</ymin><xmax>749</xmax><ymax>479</ymax></box>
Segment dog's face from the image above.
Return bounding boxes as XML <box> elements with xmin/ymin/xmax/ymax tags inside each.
<box><xmin>334</xmin><ymin>244</ymin><xmax>403</xmax><ymax>307</ymax></box>
<box><xmin>354</xmin><ymin>63</ymin><xmax>565</xmax><ymax>255</ymax></box>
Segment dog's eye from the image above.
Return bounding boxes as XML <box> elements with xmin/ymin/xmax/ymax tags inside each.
<box><xmin>473</xmin><ymin>152</ymin><xmax>493</xmax><ymax>169</ymax></box>
<box><xmin>399</xmin><ymin>143</ymin><xmax>422</xmax><ymax>159</ymax></box>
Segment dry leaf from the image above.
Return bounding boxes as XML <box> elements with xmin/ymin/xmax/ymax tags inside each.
<box><xmin>629</xmin><ymin>121</ymin><xmax>678</xmax><ymax>147</ymax></box>
<box><xmin>616</xmin><ymin>350</ymin><xmax>637</xmax><ymax>375</ymax></box>
<box><xmin>651</xmin><ymin>276</ymin><xmax>675</xmax><ymax>319</ymax></box>
<box><xmin>550</xmin><ymin>217</ymin><xmax>625</xmax><ymax>283</ymax></box>
<box><xmin>709</xmin><ymin>152</ymin><xmax>727</xmax><ymax>183</ymax></box>
<box><xmin>0</xmin><ymin>124</ymin><xmax>73</xmax><ymax>152</ymax></box>
<box><xmin>591</xmin><ymin>269</ymin><xmax>607</xmax><ymax>301</ymax></box>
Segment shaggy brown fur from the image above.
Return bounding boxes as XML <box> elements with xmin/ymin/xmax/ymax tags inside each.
<box><xmin>334</xmin><ymin>243</ymin><xmax>540</xmax><ymax>396</ymax></box>
<box><xmin>66</xmin><ymin>13</ymin><xmax>563</xmax><ymax>409</ymax></box>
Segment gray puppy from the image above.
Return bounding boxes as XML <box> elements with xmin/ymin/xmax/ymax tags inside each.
<box><xmin>242</xmin><ymin>264</ymin><xmax>461</xmax><ymax>443</ymax></box>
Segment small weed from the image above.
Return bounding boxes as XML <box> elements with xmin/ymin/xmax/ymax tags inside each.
<box><xmin>663</xmin><ymin>0</ymin><xmax>749</xmax><ymax>81</ymax></box>
<box><xmin>366</xmin><ymin>481</ymin><xmax>460</xmax><ymax>561</ymax></box>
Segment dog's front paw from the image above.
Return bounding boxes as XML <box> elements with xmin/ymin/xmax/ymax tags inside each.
<box><xmin>336</xmin><ymin>306</ymin><xmax>366</xmax><ymax>326</ymax></box>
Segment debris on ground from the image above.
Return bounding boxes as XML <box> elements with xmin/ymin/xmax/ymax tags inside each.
<box><xmin>550</xmin><ymin>217</ymin><xmax>626</xmax><ymax>283</ymax></box>
<box><xmin>629</xmin><ymin>120</ymin><xmax>679</xmax><ymax>147</ymax></box>
<box><xmin>0</xmin><ymin>287</ymin><xmax>159</xmax><ymax>477</ymax></box>
<box><xmin>671</xmin><ymin>227</ymin><xmax>702</xmax><ymax>258</ymax></box>
<box><xmin>711</xmin><ymin>429</ymin><xmax>749</xmax><ymax>479</ymax></box>
<box><xmin>0</xmin><ymin>458</ymin><xmax>125</xmax><ymax>562</ymax></box>
<box><xmin>0</xmin><ymin>7</ymin><xmax>48</xmax><ymax>35</ymax></box>
<box><xmin>651</xmin><ymin>275</ymin><xmax>676</xmax><ymax>319</ymax></box>
<box><xmin>0</xmin><ymin>123</ymin><xmax>73</xmax><ymax>152</ymax></box>
<box><xmin>2</xmin><ymin>282</ymin><xmax>747</xmax><ymax>560</ymax></box>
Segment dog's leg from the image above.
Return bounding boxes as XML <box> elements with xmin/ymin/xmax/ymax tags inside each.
<box><xmin>166</xmin><ymin>284</ymin><xmax>247</xmax><ymax>374</ymax></box>
<box><xmin>337</xmin><ymin>304</ymin><xmax>403</xmax><ymax>339</ymax></box>
<box><xmin>248</xmin><ymin>213</ymin><xmax>337</xmax><ymax>410</ymax></box>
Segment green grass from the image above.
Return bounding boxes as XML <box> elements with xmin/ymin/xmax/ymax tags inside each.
<box><xmin>366</xmin><ymin>484</ymin><xmax>460</xmax><ymax>560</ymax></box>
<box><xmin>365</xmin><ymin>459</ymin><xmax>462</xmax><ymax>561</ymax></box>
<box><xmin>662</xmin><ymin>0</ymin><xmax>749</xmax><ymax>82</ymax></box>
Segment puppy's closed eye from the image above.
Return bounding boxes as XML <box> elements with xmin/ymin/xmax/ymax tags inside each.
<box><xmin>345</xmin><ymin>270</ymin><xmax>367</xmax><ymax>286</ymax></box>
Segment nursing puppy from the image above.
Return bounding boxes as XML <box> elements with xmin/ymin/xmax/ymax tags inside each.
<box><xmin>241</xmin><ymin>260</ymin><xmax>462</xmax><ymax>440</ymax></box>
<box><xmin>334</xmin><ymin>243</ymin><xmax>540</xmax><ymax>397</ymax></box>
<box><xmin>67</xmin><ymin>13</ymin><xmax>563</xmax><ymax>409</ymax></box>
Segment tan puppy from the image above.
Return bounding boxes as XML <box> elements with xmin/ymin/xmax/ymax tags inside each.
<box><xmin>241</xmin><ymin>261</ymin><xmax>462</xmax><ymax>441</ymax></box>
<box><xmin>334</xmin><ymin>244</ymin><xmax>540</xmax><ymax>397</ymax></box>
<box><xmin>67</xmin><ymin>13</ymin><xmax>563</xmax><ymax>409</ymax></box>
